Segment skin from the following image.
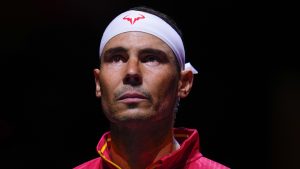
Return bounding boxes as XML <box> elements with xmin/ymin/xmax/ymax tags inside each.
<box><xmin>94</xmin><ymin>32</ymin><xmax>193</xmax><ymax>169</ymax></box>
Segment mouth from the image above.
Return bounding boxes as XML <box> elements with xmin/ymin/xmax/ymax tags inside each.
<box><xmin>117</xmin><ymin>92</ymin><xmax>149</xmax><ymax>104</ymax></box>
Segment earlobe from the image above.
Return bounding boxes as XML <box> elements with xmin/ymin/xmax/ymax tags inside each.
<box><xmin>178</xmin><ymin>70</ymin><xmax>194</xmax><ymax>98</ymax></box>
<box><xmin>94</xmin><ymin>69</ymin><xmax>101</xmax><ymax>98</ymax></box>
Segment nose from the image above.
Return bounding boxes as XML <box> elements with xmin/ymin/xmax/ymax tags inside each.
<box><xmin>123</xmin><ymin>57</ymin><xmax>142</xmax><ymax>86</ymax></box>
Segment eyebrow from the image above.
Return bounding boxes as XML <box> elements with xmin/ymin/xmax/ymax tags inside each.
<box><xmin>138</xmin><ymin>48</ymin><xmax>168</xmax><ymax>57</ymax></box>
<box><xmin>102</xmin><ymin>47</ymin><xmax>127</xmax><ymax>57</ymax></box>
<box><xmin>102</xmin><ymin>47</ymin><xmax>168</xmax><ymax>57</ymax></box>
<box><xmin>101</xmin><ymin>47</ymin><xmax>170</xmax><ymax>63</ymax></box>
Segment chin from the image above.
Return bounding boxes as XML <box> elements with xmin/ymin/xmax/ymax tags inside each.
<box><xmin>111</xmin><ymin>109</ymin><xmax>155</xmax><ymax>123</ymax></box>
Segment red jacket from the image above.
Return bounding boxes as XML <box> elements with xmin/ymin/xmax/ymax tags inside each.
<box><xmin>74</xmin><ymin>128</ymin><xmax>229</xmax><ymax>169</ymax></box>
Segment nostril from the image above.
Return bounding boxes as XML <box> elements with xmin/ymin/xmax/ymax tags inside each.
<box><xmin>123</xmin><ymin>74</ymin><xmax>142</xmax><ymax>86</ymax></box>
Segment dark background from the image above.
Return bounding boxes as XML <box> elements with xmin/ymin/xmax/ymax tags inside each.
<box><xmin>1</xmin><ymin>1</ymin><xmax>298</xmax><ymax>169</ymax></box>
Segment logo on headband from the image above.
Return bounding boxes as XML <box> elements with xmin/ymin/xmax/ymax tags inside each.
<box><xmin>123</xmin><ymin>14</ymin><xmax>145</xmax><ymax>25</ymax></box>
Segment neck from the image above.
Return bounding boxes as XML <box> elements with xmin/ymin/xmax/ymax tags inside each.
<box><xmin>109</xmin><ymin>118</ymin><xmax>180</xmax><ymax>169</ymax></box>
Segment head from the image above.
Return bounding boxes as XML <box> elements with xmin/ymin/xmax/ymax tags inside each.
<box><xmin>94</xmin><ymin>6</ymin><xmax>194</xmax><ymax>127</ymax></box>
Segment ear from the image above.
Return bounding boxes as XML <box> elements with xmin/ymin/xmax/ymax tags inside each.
<box><xmin>178</xmin><ymin>70</ymin><xmax>194</xmax><ymax>98</ymax></box>
<box><xmin>94</xmin><ymin>68</ymin><xmax>101</xmax><ymax>98</ymax></box>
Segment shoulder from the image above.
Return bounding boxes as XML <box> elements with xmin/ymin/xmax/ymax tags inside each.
<box><xmin>185</xmin><ymin>156</ymin><xmax>230</xmax><ymax>169</ymax></box>
<box><xmin>73</xmin><ymin>157</ymin><xmax>102</xmax><ymax>169</ymax></box>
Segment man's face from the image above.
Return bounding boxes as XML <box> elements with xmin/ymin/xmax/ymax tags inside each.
<box><xmin>94</xmin><ymin>32</ymin><xmax>180</xmax><ymax>125</ymax></box>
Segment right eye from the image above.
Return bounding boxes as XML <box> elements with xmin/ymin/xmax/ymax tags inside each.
<box><xmin>111</xmin><ymin>55</ymin><xmax>125</xmax><ymax>63</ymax></box>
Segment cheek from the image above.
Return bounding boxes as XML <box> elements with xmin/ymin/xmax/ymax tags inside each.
<box><xmin>99</xmin><ymin>70</ymin><xmax>121</xmax><ymax>99</ymax></box>
<box><xmin>146</xmin><ymin>71</ymin><xmax>179</xmax><ymax>101</ymax></box>
<box><xmin>150</xmin><ymin>76</ymin><xmax>178</xmax><ymax>117</ymax></box>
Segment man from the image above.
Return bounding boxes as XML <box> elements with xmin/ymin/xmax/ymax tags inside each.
<box><xmin>74</xmin><ymin>6</ymin><xmax>229</xmax><ymax>169</ymax></box>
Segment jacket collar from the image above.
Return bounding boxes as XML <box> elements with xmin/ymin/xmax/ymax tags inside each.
<box><xmin>96</xmin><ymin>128</ymin><xmax>202</xmax><ymax>169</ymax></box>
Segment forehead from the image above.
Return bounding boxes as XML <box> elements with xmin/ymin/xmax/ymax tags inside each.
<box><xmin>103</xmin><ymin>31</ymin><xmax>174</xmax><ymax>55</ymax></box>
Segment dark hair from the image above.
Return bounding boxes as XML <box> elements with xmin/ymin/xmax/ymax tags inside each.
<box><xmin>129</xmin><ymin>6</ymin><xmax>183</xmax><ymax>39</ymax></box>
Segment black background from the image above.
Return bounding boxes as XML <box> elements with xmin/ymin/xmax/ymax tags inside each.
<box><xmin>1</xmin><ymin>1</ymin><xmax>298</xmax><ymax>169</ymax></box>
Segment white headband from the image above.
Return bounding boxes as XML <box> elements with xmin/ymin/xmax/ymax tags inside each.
<box><xmin>99</xmin><ymin>10</ymin><xmax>198</xmax><ymax>74</ymax></box>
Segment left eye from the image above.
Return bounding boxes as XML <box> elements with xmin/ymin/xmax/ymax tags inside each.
<box><xmin>142</xmin><ymin>55</ymin><xmax>159</xmax><ymax>63</ymax></box>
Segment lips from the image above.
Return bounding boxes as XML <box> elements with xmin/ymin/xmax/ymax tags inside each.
<box><xmin>117</xmin><ymin>92</ymin><xmax>148</xmax><ymax>103</ymax></box>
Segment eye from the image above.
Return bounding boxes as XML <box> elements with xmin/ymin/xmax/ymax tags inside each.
<box><xmin>141</xmin><ymin>55</ymin><xmax>160</xmax><ymax>66</ymax></box>
<box><xmin>111</xmin><ymin>55</ymin><xmax>126</xmax><ymax>63</ymax></box>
